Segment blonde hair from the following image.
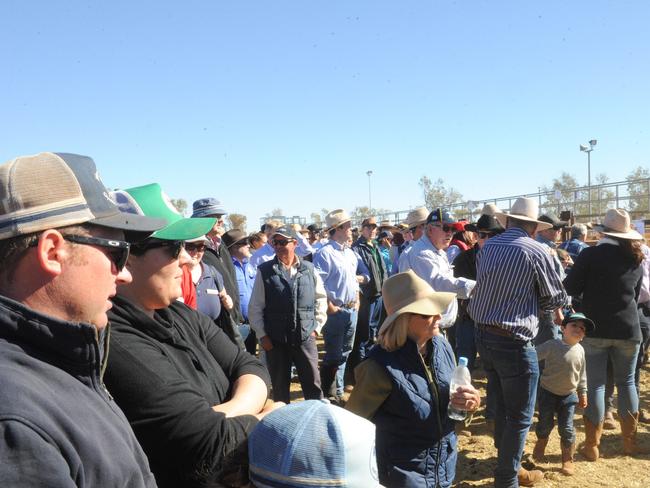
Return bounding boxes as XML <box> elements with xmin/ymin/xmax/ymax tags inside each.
<box><xmin>378</xmin><ymin>313</ymin><xmax>412</xmax><ymax>352</ymax></box>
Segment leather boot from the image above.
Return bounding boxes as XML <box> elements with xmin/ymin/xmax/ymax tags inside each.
<box><xmin>580</xmin><ymin>416</ymin><xmax>603</xmax><ymax>461</ymax></box>
<box><xmin>517</xmin><ymin>467</ymin><xmax>544</xmax><ymax>487</ymax></box>
<box><xmin>603</xmin><ymin>410</ymin><xmax>617</xmax><ymax>430</ymax></box>
<box><xmin>619</xmin><ymin>412</ymin><xmax>644</xmax><ymax>455</ymax></box>
<box><xmin>560</xmin><ymin>443</ymin><xmax>575</xmax><ymax>476</ymax></box>
<box><xmin>532</xmin><ymin>436</ymin><xmax>548</xmax><ymax>462</ymax></box>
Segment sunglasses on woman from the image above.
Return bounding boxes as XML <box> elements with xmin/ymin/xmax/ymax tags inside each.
<box><xmin>132</xmin><ymin>239</ymin><xmax>185</xmax><ymax>259</ymax></box>
<box><xmin>184</xmin><ymin>242</ymin><xmax>206</xmax><ymax>253</ymax></box>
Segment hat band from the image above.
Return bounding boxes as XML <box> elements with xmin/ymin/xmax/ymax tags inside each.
<box><xmin>0</xmin><ymin>202</ymin><xmax>90</xmax><ymax>232</ymax></box>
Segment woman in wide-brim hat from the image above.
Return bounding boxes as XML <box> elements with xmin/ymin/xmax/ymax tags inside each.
<box><xmin>346</xmin><ymin>271</ymin><xmax>480</xmax><ymax>488</ymax></box>
<box><xmin>563</xmin><ymin>208</ymin><xmax>645</xmax><ymax>460</ymax></box>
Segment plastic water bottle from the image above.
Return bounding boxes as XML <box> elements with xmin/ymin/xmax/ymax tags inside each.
<box><xmin>448</xmin><ymin>357</ymin><xmax>472</xmax><ymax>421</ymax></box>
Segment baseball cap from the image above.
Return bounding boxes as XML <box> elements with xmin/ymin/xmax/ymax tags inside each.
<box><xmin>111</xmin><ymin>183</ymin><xmax>216</xmax><ymax>241</ymax></box>
<box><xmin>248</xmin><ymin>400</ymin><xmax>380</xmax><ymax>488</ymax></box>
<box><xmin>426</xmin><ymin>208</ymin><xmax>456</xmax><ymax>225</ymax></box>
<box><xmin>562</xmin><ymin>312</ymin><xmax>596</xmax><ymax>333</ymax></box>
<box><xmin>0</xmin><ymin>152</ymin><xmax>165</xmax><ymax>241</ymax></box>
<box><xmin>272</xmin><ymin>225</ymin><xmax>299</xmax><ymax>240</ymax></box>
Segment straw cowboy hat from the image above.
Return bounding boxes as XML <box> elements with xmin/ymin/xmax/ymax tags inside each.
<box><xmin>403</xmin><ymin>207</ymin><xmax>429</xmax><ymax>228</ymax></box>
<box><xmin>325</xmin><ymin>209</ymin><xmax>352</xmax><ymax>231</ymax></box>
<box><xmin>593</xmin><ymin>208</ymin><xmax>643</xmax><ymax>240</ymax></box>
<box><xmin>378</xmin><ymin>271</ymin><xmax>456</xmax><ymax>334</ymax></box>
<box><xmin>481</xmin><ymin>203</ymin><xmax>500</xmax><ymax>216</ymax></box>
<box><xmin>494</xmin><ymin>197</ymin><xmax>553</xmax><ymax>232</ymax></box>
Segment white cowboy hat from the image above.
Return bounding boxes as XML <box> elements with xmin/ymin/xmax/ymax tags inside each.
<box><xmin>481</xmin><ymin>203</ymin><xmax>500</xmax><ymax>216</ymax></box>
<box><xmin>593</xmin><ymin>208</ymin><xmax>643</xmax><ymax>240</ymax></box>
<box><xmin>325</xmin><ymin>209</ymin><xmax>352</xmax><ymax>231</ymax></box>
<box><xmin>378</xmin><ymin>271</ymin><xmax>456</xmax><ymax>335</ymax></box>
<box><xmin>402</xmin><ymin>207</ymin><xmax>429</xmax><ymax>228</ymax></box>
<box><xmin>494</xmin><ymin>197</ymin><xmax>552</xmax><ymax>232</ymax></box>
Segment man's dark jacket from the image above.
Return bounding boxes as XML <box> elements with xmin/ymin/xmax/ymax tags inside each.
<box><xmin>0</xmin><ymin>295</ymin><xmax>156</xmax><ymax>487</ymax></box>
<box><xmin>352</xmin><ymin>237</ymin><xmax>386</xmax><ymax>298</ymax></box>
<box><xmin>105</xmin><ymin>296</ymin><xmax>271</xmax><ymax>488</ymax></box>
<box><xmin>203</xmin><ymin>242</ymin><xmax>243</xmax><ymax>324</ymax></box>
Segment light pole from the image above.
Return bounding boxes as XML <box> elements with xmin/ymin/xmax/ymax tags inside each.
<box><xmin>366</xmin><ymin>170</ymin><xmax>373</xmax><ymax>211</ymax></box>
<box><xmin>579</xmin><ymin>139</ymin><xmax>597</xmax><ymax>216</ymax></box>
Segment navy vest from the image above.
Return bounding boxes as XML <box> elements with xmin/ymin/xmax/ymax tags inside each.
<box><xmin>369</xmin><ymin>335</ymin><xmax>458</xmax><ymax>488</ymax></box>
<box><xmin>259</xmin><ymin>257</ymin><xmax>317</xmax><ymax>345</ymax></box>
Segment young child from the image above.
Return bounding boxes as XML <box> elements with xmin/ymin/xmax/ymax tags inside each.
<box><xmin>533</xmin><ymin>312</ymin><xmax>595</xmax><ymax>476</ymax></box>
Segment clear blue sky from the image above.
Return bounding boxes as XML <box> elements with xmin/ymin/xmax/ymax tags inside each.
<box><xmin>2</xmin><ymin>1</ymin><xmax>649</xmax><ymax>230</ymax></box>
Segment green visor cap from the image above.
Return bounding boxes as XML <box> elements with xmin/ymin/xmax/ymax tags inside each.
<box><xmin>112</xmin><ymin>183</ymin><xmax>216</xmax><ymax>241</ymax></box>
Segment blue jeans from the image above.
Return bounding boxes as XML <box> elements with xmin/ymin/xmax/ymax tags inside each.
<box><xmin>475</xmin><ymin>328</ymin><xmax>539</xmax><ymax>488</ymax></box>
<box><xmin>455</xmin><ymin>316</ymin><xmax>477</xmax><ymax>370</ymax></box>
<box><xmin>582</xmin><ymin>337</ymin><xmax>640</xmax><ymax>424</ymax></box>
<box><xmin>322</xmin><ymin>307</ymin><xmax>358</xmax><ymax>397</ymax></box>
<box><xmin>535</xmin><ymin>387</ymin><xmax>578</xmax><ymax>447</ymax></box>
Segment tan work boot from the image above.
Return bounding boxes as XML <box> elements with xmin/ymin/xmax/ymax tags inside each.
<box><xmin>580</xmin><ymin>416</ymin><xmax>603</xmax><ymax>461</ymax></box>
<box><xmin>532</xmin><ymin>436</ymin><xmax>549</xmax><ymax>462</ymax></box>
<box><xmin>560</xmin><ymin>443</ymin><xmax>576</xmax><ymax>476</ymax></box>
<box><xmin>517</xmin><ymin>467</ymin><xmax>544</xmax><ymax>487</ymax></box>
<box><xmin>603</xmin><ymin>410</ymin><xmax>617</xmax><ymax>430</ymax></box>
<box><xmin>618</xmin><ymin>412</ymin><xmax>648</xmax><ymax>455</ymax></box>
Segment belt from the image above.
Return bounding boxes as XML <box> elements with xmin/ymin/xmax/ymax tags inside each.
<box><xmin>478</xmin><ymin>324</ymin><xmax>514</xmax><ymax>338</ymax></box>
<box><xmin>341</xmin><ymin>301</ymin><xmax>358</xmax><ymax>309</ymax></box>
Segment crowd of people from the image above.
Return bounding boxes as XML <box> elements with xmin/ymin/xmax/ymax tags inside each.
<box><xmin>0</xmin><ymin>151</ymin><xmax>648</xmax><ymax>488</ymax></box>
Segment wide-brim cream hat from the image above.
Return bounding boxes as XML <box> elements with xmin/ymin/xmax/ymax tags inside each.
<box><xmin>378</xmin><ymin>271</ymin><xmax>456</xmax><ymax>334</ymax></box>
<box><xmin>593</xmin><ymin>208</ymin><xmax>643</xmax><ymax>240</ymax></box>
<box><xmin>403</xmin><ymin>207</ymin><xmax>429</xmax><ymax>228</ymax></box>
<box><xmin>325</xmin><ymin>208</ymin><xmax>352</xmax><ymax>231</ymax></box>
<box><xmin>494</xmin><ymin>197</ymin><xmax>552</xmax><ymax>232</ymax></box>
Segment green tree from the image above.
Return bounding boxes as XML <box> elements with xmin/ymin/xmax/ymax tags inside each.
<box><xmin>418</xmin><ymin>176</ymin><xmax>463</xmax><ymax>210</ymax></box>
<box><xmin>227</xmin><ymin>213</ymin><xmax>247</xmax><ymax>232</ymax></box>
<box><xmin>627</xmin><ymin>166</ymin><xmax>650</xmax><ymax>215</ymax></box>
<box><xmin>170</xmin><ymin>198</ymin><xmax>188</xmax><ymax>216</ymax></box>
<box><xmin>310</xmin><ymin>212</ymin><xmax>322</xmax><ymax>225</ymax></box>
<box><xmin>265</xmin><ymin>208</ymin><xmax>284</xmax><ymax>218</ymax></box>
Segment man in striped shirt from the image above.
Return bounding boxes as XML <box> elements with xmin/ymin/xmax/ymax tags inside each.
<box><xmin>468</xmin><ymin>197</ymin><xmax>567</xmax><ymax>488</ymax></box>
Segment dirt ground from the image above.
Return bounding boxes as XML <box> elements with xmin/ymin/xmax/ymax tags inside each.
<box><xmin>289</xmin><ymin>355</ymin><xmax>650</xmax><ymax>488</ymax></box>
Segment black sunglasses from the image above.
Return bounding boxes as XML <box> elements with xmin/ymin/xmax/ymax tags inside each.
<box><xmin>272</xmin><ymin>238</ymin><xmax>294</xmax><ymax>247</ymax></box>
<box><xmin>184</xmin><ymin>242</ymin><xmax>206</xmax><ymax>253</ymax></box>
<box><xmin>431</xmin><ymin>224</ymin><xmax>453</xmax><ymax>232</ymax></box>
<box><xmin>63</xmin><ymin>234</ymin><xmax>130</xmax><ymax>271</ymax></box>
<box><xmin>132</xmin><ymin>239</ymin><xmax>185</xmax><ymax>259</ymax></box>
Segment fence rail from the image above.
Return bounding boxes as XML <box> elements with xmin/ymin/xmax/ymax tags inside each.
<box><xmin>372</xmin><ymin>178</ymin><xmax>650</xmax><ymax>226</ymax></box>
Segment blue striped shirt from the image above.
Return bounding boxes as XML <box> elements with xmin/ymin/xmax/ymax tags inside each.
<box><xmin>468</xmin><ymin>227</ymin><xmax>567</xmax><ymax>340</ymax></box>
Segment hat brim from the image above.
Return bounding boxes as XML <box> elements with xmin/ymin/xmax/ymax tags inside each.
<box><xmin>153</xmin><ymin>217</ymin><xmax>216</xmax><ymax>241</ymax></box>
<box><xmin>226</xmin><ymin>236</ymin><xmax>248</xmax><ymax>248</ymax></box>
<box><xmin>495</xmin><ymin>212</ymin><xmax>553</xmax><ymax>232</ymax></box>
<box><xmin>90</xmin><ymin>212</ymin><xmax>167</xmax><ymax>242</ymax></box>
<box><xmin>379</xmin><ymin>292</ymin><xmax>456</xmax><ymax>335</ymax></box>
<box><xmin>592</xmin><ymin>225</ymin><xmax>643</xmax><ymax>240</ymax></box>
<box><xmin>563</xmin><ymin>317</ymin><xmax>596</xmax><ymax>333</ymax></box>
<box><xmin>327</xmin><ymin>218</ymin><xmax>352</xmax><ymax>232</ymax></box>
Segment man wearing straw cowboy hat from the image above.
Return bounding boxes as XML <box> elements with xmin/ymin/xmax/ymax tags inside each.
<box><xmin>395</xmin><ymin>206</ymin><xmax>429</xmax><ymax>273</ymax></box>
<box><xmin>468</xmin><ymin>197</ymin><xmax>567</xmax><ymax>488</ymax></box>
<box><xmin>313</xmin><ymin>209</ymin><xmax>369</xmax><ymax>404</ymax></box>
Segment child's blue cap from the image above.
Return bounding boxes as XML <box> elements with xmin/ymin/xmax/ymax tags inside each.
<box><xmin>562</xmin><ymin>312</ymin><xmax>595</xmax><ymax>333</ymax></box>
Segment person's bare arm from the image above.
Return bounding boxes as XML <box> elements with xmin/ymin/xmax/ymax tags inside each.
<box><xmin>212</xmin><ymin>374</ymin><xmax>269</xmax><ymax>417</ymax></box>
